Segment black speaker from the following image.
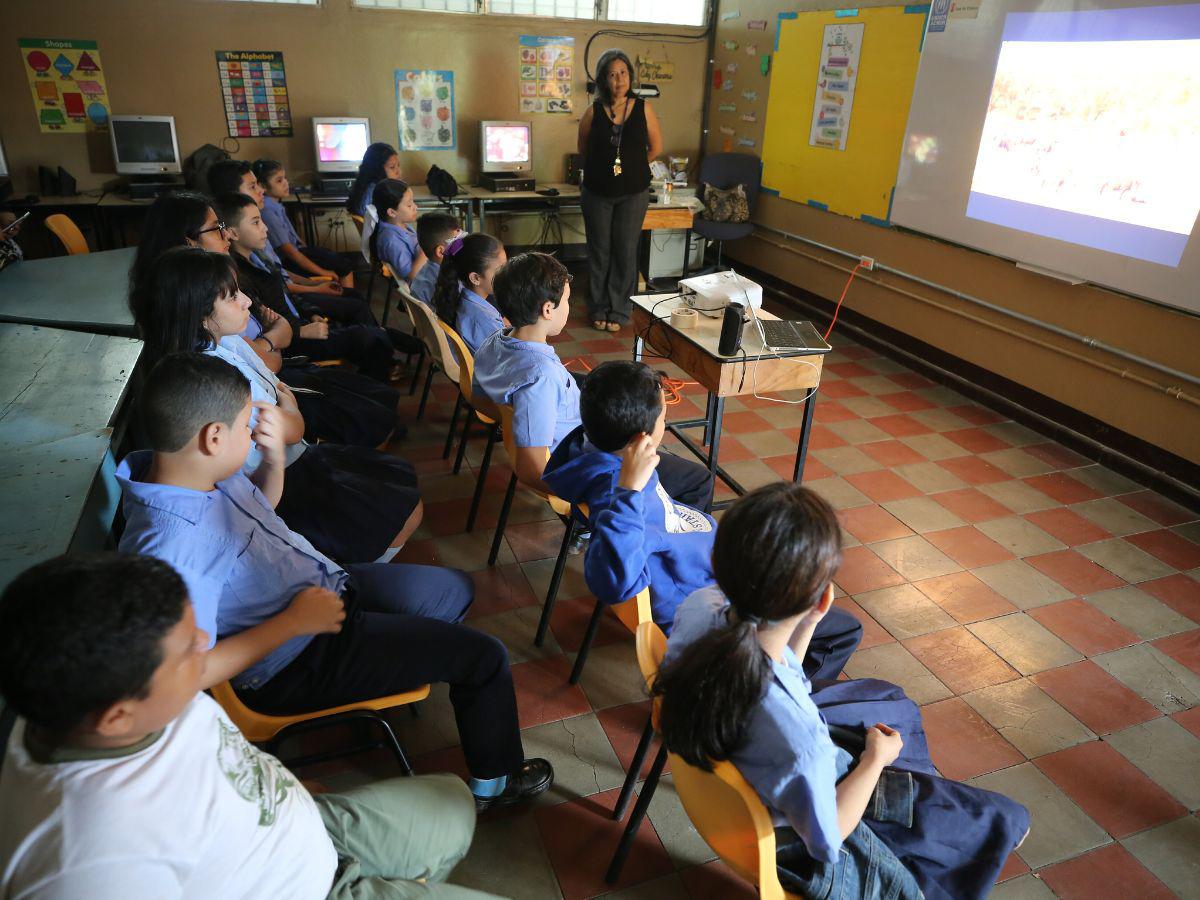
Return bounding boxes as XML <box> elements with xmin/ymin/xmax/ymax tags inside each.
<box><xmin>718</xmin><ymin>302</ymin><xmax>745</xmax><ymax>356</ymax></box>
<box><xmin>57</xmin><ymin>167</ymin><xmax>77</xmax><ymax>197</ymax></box>
<box><xmin>39</xmin><ymin>165</ymin><xmax>59</xmax><ymax>197</ymax></box>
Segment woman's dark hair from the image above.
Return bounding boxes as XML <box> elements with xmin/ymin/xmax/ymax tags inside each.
<box><xmin>368</xmin><ymin>178</ymin><xmax>411</xmax><ymax>265</ymax></box>
<box><xmin>347</xmin><ymin>141</ymin><xmax>399</xmax><ymax>213</ymax></box>
<box><xmin>580</xmin><ymin>361</ymin><xmax>663</xmax><ymax>452</ymax></box>
<box><xmin>137</xmin><ymin>246</ymin><xmax>240</xmax><ymax>363</ymax></box>
<box><xmin>0</xmin><ymin>553</ymin><xmax>189</xmax><ymax>735</ymax></box>
<box><xmin>595</xmin><ymin>49</ymin><xmax>638</xmax><ymax>106</ymax></box>
<box><xmin>207</xmin><ymin>158</ymin><xmax>253</xmax><ymax>197</ymax></box>
<box><xmin>128</xmin><ymin>191</ymin><xmax>217</xmax><ymax>324</ymax></box>
<box><xmin>492</xmin><ymin>251</ymin><xmax>570</xmax><ymax>327</ymax></box>
<box><xmin>432</xmin><ymin>232</ymin><xmax>504</xmax><ymax>329</ymax></box>
<box><xmin>652</xmin><ymin>484</ymin><xmax>844</xmax><ymax>770</ymax></box>
<box><xmin>251</xmin><ymin>158</ymin><xmax>284</xmax><ymax>186</ymax></box>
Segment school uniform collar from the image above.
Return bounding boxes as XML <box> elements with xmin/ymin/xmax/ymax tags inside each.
<box><xmin>499</xmin><ymin>327</ymin><xmax>557</xmax><ymax>358</ymax></box>
<box><xmin>24</xmin><ymin>722</ymin><xmax>164</xmax><ymax>765</ymax></box>
<box><xmin>115</xmin><ymin>450</ymin><xmax>216</xmax><ymax>525</ymax></box>
<box><xmin>461</xmin><ymin>285</ymin><xmax>500</xmax><ymax>314</ymax></box>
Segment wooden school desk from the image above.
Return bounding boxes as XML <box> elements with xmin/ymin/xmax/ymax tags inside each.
<box><xmin>630</xmin><ymin>293</ymin><xmax>829</xmax><ymax>504</ymax></box>
<box><xmin>0</xmin><ymin>324</ymin><xmax>144</xmax><ymax>591</ymax></box>
<box><xmin>0</xmin><ymin>247</ymin><xmax>137</xmax><ymax>337</ymax></box>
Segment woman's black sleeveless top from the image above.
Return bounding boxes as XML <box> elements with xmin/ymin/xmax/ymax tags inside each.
<box><xmin>583</xmin><ymin>98</ymin><xmax>651</xmax><ymax>197</ymax></box>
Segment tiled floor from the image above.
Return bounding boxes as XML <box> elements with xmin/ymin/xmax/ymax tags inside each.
<box><xmin>308</xmin><ymin>276</ymin><xmax>1200</xmax><ymax>899</ymax></box>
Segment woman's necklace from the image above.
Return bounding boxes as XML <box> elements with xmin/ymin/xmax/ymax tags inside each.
<box><xmin>609</xmin><ymin>97</ymin><xmax>631</xmax><ymax>177</ymax></box>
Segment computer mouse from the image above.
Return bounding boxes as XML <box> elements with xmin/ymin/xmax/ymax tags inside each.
<box><xmin>538</xmin><ymin>187</ymin><xmax>560</xmax><ymax>196</ymax></box>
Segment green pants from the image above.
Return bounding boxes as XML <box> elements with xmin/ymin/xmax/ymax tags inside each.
<box><xmin>315</xmin><ymin>773</ymin><xmax>500</xmax><ymax>899</ymax></box>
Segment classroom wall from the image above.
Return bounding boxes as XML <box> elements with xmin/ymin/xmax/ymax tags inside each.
<box><xmin>0</xmin><ymin>0</ymin><xmax>708</xmax><ymax>192</ymax></box>
<box><xmin>706</xmin><ymin>0</ymin><xmax>1200</xmax><ymax>469</ymax></box>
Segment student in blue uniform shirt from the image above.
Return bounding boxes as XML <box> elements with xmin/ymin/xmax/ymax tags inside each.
<box><xmin>347</xmin><ymin>142</ymin><xmax>402</xmax><ymax>218</ymax></box>
<box><xmin>209</xmin><ymin>159</ymin><xmax>375</xmax><ymax>327</ymax></box>
<box><xmin>133</xmin><ymin>246</ymin><xmax>422</xmax><ymax>566</ymax></box>
<box><xmin>472</xmin><ymin>252</ymin><xmax>583</xmax><ymax>495</ymax></box>
<box><xmin>412</xmin><ymin>211</ymin><xmax>461</xmax><ymax>304</ymax></box>
<box><xmin>370</xmin><ymin>179</ymin><xmax>427</xmax><ymax>284</ymax></box>
<box><xmin>543</xmin><ymin>360</ymin><xmax>861</xmax><ymax>671</ymax></box>
<box><xmin>253</xmin><ymin>158</ymin><xmax>356</xmax><ymax>284</ymax></box>
<box><xmin>655</xmin><ymin>483</ymin><xmax>1030</xmax><ymax>900</ymax></box>
<box><xmin>432</xmin><ymin>233</ymin><xmax>508</xmax><ymax>354</ymax></box>
<box><xmin>115</xmin><ymin>352</ymin><xmax>554</xmax><ymax>812</ymax></box>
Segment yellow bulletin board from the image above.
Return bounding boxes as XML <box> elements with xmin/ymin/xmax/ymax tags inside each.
<box><xmin>761</xmin><ymin>5</ymin><xmax>928</xmax><ymax>225</ymax></box>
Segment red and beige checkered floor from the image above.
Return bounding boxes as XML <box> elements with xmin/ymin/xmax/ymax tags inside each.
<box><xmin>315</xmin><ymin>282</ymin><xmax>1200</xmax><ymax>899</ymax></box>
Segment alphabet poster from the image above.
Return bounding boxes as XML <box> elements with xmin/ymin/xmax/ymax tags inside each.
<box><xmin>216</xmin><ymin>51</ymin><xmax>292</xmax><ymax>137</ymax></box>
<box><xmin>518</xmin><ymin>35</ymin><xmax>573</xmax><ymax>115</ymax></box>
<box><xmin>19</xmin><ymin>38</ymin><xmax>111</xmax><ymax>133</ymax></box>
<box><xmin>808</xmin><ymin>23</ymin><xmax>863</xmax><ymax>151</ymax></box>
<box><xmin>396</xmin><ymin>70</ymin><xmax>456</xmax><ymax>150</ymax></box>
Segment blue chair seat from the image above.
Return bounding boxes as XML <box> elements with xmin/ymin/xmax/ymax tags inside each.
<box><xmin>692</xmin><ymin>218</ymin><xmax>754</xmax><ymax>242</ymax></box>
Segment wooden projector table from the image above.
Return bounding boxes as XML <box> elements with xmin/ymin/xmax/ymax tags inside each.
<box><xmin>630</xmin><ymin>293</ymin><xmax>830</xmax><ymax>505</ymax></box>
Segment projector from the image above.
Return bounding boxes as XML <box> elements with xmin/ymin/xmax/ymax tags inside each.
<box><xmin>678</xmin><ymin>271</ymin><xmax>763</xmax><ymax>316</ymax></box>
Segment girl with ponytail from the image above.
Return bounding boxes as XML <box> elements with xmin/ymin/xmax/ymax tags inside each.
<box><xmin>347</xmin><ymin>142</ymin><xmax>401</xmax><ymax>218</ymax></box>
<box><xmin>431</xmin><ymin>233</ymin><xmax>507</xmax><ymax>354</ymax></box>
<box><xmin>654</xmin><ymin>483</ymin><xmax>1030</xmax><ymax>900</ymax></box>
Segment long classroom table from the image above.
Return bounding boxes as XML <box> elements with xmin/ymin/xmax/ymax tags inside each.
<box><xmin>0</xmin><ymin>324</ymin><xmax>144</xmax><ymax>591</ymax></box>
<box><xmin>0</xmin><ymin>247</ymin><xmax>137</xmax><ymax>336</ymax></box>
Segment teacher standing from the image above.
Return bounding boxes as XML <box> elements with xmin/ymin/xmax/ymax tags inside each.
<box><xmin>578</xmin><ymin>49</ymin><xmax>663</xmax><ymax>332</ymax></box>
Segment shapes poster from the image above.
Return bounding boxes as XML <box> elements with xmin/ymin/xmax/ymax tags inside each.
<box><xmin>216</xmin><ymin>51</ymin><xmax>292</xmax><ymax>137</ymax></box>
<box><xmin>808</xmin><ymin>23</ymin><xmax>863</xmax><ymax>151</ymax></box>
<box><xmin>518</xmin><ymin>35</ymin><xmax>573</xmax><ymax>114</ymax></box>
<box><xmin>20</xmin><ymin>39</ymin><xmax>111</xmax><ymax>133</ymax></box>
<box><xmin>396</xmin><ymin>70</ymin><xmax>456</xmax><ymax>150</ymax></box>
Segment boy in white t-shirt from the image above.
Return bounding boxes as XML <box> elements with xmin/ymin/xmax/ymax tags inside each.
<box><xmin>0</xmin><ymin>554</ymin><xmax>495</xmax><ymax>900</ymax></box>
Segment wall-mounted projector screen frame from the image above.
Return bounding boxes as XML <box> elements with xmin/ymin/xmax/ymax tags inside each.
<box><xmin>893</xmin><ymin>0</ymin><xmax>1200</xmax><ymax>315</ymax></box>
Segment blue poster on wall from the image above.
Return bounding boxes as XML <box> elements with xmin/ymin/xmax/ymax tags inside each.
<box><xmin>395</xmin><ymin>69</ymin><xmax>456</xmax><ymax>151</ymax></box>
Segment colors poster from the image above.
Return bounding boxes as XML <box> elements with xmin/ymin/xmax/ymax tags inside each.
<box><xmin>518</xmin><ymin>35</ymin><xmax>573</xmax><ymax>115</ymax></box>
<box><xmin>396</xmin><ymin>70</ymin><xmax>456</xmax><ymax>151</ymax></box>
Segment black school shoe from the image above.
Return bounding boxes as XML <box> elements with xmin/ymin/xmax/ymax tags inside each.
<box><xmin>474</xmin><ymin>758</ymin><xmax>554</xmax><ymax>812</ymax></box>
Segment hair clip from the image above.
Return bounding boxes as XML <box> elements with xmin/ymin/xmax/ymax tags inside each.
<box><xmin>446</xmin><ymin>235</ymin><xmax>466</xmax><ymax>257</ymax></box>
<box><xmin>741</xmin><ymin>613</ymin><xmax>763</xmax><ymax>627</ymax></box>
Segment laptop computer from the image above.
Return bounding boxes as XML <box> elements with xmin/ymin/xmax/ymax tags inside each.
<box><xmin>754</xmin><ymin>317</ymin><xmax>832</xmax><ymax>353</ymax></box>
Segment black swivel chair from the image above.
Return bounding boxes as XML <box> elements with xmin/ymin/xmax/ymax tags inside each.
<box><xmin>685</xmin><ymin>152</ymin><xmax>763</xmax><ymax>276</ymax></box>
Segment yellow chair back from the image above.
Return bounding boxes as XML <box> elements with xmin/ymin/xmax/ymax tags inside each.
<box><xmin>496</xmin><ymin>404</ymin><xmax>570</xmax><ymax>517</ymax></box>
<box><xmin>209</xmin><ymin>681</ymin><xmax>430</xmax><ymax>745</ymax></box>
<box><xmin>614</xmin><ymin>586</ymin><xmax>652</xmax><ymax>635</ymax></box>
<box><xmin>45</xmin><ymin>214</ymin><xmax>89</xmax><ymax>255</ymax></box>
<box><xmin>438</xmin><ymin>321</ymin><xmax>500</xmax><ymax>425</ymax></box>
<box><xmin>406</xmin><ymin>293</ymin><xmax>461</xmax><ymax>386</ymax></box>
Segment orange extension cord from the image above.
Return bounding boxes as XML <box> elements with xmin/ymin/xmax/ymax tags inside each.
<box><xmin>563</xmin><ymin>357</ymin><xmax>697</xmax><ymax>406</ymax></box>
<box><xmin>824</xmin><ymin>261</ymin><xmax>865</xmax><ymax>341</ymax></box>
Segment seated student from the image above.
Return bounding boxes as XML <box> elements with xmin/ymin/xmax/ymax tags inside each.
<box><xmin>0</xmin><ymin>208</ymin><xmax>25</xmax><ymax>272</ymax></box>
<box><xmin>0</xmin><ymin>553</ymin><xmax>504</xmax><ymax>899</ymax></box>
<box><xmin>134</xmin><ymin>246</ymin><xmax>421</xmax><ymax>565</ymax></box>
<box><xmin>216</xmin><ymin>192</ymin><xmax>395</xmax><ymax>383</ymax></box>
<box><xmin>129</xmin><ymin>190</ymin><xmax>401</xmax><ymax>449</ymax></box>
<box><xmin>370</xmin><ymin>179</ymin><xmax>426</xmax><ymax>284</ymax></box>
<box><xmin>411</xmin><ymin>210</ymin><xmax>461</xmax><ymax>304</ymax></box>
<box><xmin>655</xmin><ymin>483</ymin><xmax>1030</xmax><ymax>900</ymax></box>
<box><xmin>432</xmin><ymin>233</ymin><xmax>508</xmax><ymax>354</ymax></box>
<box><xmin>475</xmin><ymin>253</ymin><xmax>714</xmax><ymax>511</ymax></box>
<box><xmin>543</xmin><ymin>360</ymin><xmax>861</xmax><ymax>665</ymax></box>
<box><xmin>208</xmin><ymin>159</ymin><xmax>373</xmax><ymax>327</ymax></box>
<box><xmin>116</xmin><ymin>353</ymin><xmax>552</xmax><ymax>812</ymax></box>
<box><xmin>253</xmin><ymin>158</ymin><xmax>355</xmax><ymax>285</ymax></box>
<box><xmin>347</xmin><ymin>141</ymin><xmax>402</xmax><ymax>218</ymax></box>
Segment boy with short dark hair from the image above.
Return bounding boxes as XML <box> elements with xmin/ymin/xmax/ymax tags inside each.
<box><xmin>215</xmin><ymin>192</ymin><xmax>394</xmax><ymax>382</ymax></box>
<box><xmin>472</xmin><ymin>252</ymin><xmax>579</xmax><ymax>495</ymax></box>
<box><xmin>0</xmin><ymin>553</ymin><xmax>495</xmax><ymax>898</ymax></box>
<box><xmin>412</xmin><ymin>211</ymin><xmax>461</xmax><ymax>304</ymax></box>
<box><xmin>542</xmin><ymin>360</ymin><xmax>862</xmax><ymax>675</ymax></box>
<box><xmin>116</xmin><ymin>352</ymin><xmax>552</xmax><ymax>810</ymax></box>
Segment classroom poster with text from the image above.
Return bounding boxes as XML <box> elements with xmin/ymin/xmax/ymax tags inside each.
<box><xmin>518</xmin><ymin>35</ymin><xmax>573</xmax><ymax>114</ymax></box>
<box><xmin>216</xmin><ymin>51</ymin><xmax>293</xmax><ymax>137</ymax></box>
<box><xmin>396</xmin><ymin>70</ymin><xmax>456</xmax><ymax>151</ymax></box>
<box><xmin>808</xmin><ymin>23</ymin><xmax>863</xmax><ymax>151</ymax></box>
<box><xmin>19</xmin><ymin>38</ymin><xmax>111</xmax><ymax>133</ymax></box>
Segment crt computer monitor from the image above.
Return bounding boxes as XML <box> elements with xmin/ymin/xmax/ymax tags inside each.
<box><xmin>109</xmin><ymin>115</ymin><xmax>182</xmax><ymax>175</ymax></box>
<box><xmin>481</xmin><ymin>121</ymin><xmax>532</xmax><ymax>175</ymax></box>
<box><xmin>313</xmin><ymin>117</ymin><xmax>371</xmax><ymax>174</ymax></box>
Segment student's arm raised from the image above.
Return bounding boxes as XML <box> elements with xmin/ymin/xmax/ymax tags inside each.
<box><xmin>200</xmin><ymin>586</ymin><xmax>345</xmax><ymax>690</ymax></box>
<box><xmin>273</xmin><ymin>381</ymin><xmax>307</xmax><ymax>445</ymax></box>
<box><xmin>584</xmin><ymin>434</ymin><xmax>659</xmax><ymax>604</ymax></box>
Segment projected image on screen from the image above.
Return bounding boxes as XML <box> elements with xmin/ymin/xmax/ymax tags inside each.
<box><xmin>485</xmin><ymin>126</ymin><xmax>530</xmax><ymax>165</ymax></box>
<box><xmin>317</xmin><ymin>123</ymin><xmax>368</xmax><ymax>163</ymax></box>
<box><xmin>967</xmin><ymin>8</ymin><xmax>1200</xmax><ymax>267</ymax></box>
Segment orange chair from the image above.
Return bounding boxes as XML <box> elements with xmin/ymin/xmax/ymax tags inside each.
<box><xmin>45</xmin><ymin>214</ymin><xmax>89</xmax><ymax>255</ymax></box>
<box><xmin>605</xmin><ymin>621</ymin><xmax>669</xmax><ymax>881</ymax></box>
<box><xmin>209</xmin><ymin>680</ymin><xmax>430</xmax><ymax>773</ymax></box>
<box><xmin>439</xmin><ymin>322</ymin><xmax>502</xmax><ymax>531</ymax></box>
<box><xmin>569</xmin><ymin>579</ymin><xmax>651</xmax><ymax>685</ymax></box>
<box><xmin>406</xmin><ymin>292</ymin><xmax>460</xmax><ymax>423</ymax></box>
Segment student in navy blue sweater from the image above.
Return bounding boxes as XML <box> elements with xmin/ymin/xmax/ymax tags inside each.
<box><xmin>543</xmin><ymin>361</ymin><xmax>862</xmax><ymax>679</ymax></box>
